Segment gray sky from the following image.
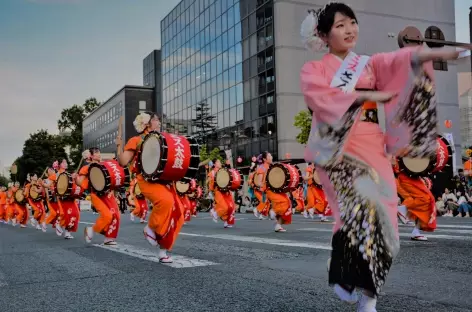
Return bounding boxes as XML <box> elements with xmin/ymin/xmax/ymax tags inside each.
<box><xmin>0</xmin><ymin>0</ymin><xmax>470</xmax><ymax>168</ymax></box>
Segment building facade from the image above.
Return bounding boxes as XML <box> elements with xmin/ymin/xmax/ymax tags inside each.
<box><xmin>83</xmin><ymin>85</ymin><xmax>154</xmax><ymax>153</ymax></box>
<box><xmin>143</xmin><ymin>50</ymin><xmax>163</xmax><ymax>115</ymax></box>
<box><xmin>458</xmin><ymin>55</ymin><xmax>472</xmax><ymax>149</ymax></box>
<box><xmin>161</xmin><ymin>0</ymin><xmax>462</xmax><ymax>165</ymax></box>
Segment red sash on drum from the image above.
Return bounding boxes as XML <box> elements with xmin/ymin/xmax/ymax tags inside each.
<box><xmin>98</xmin><ymin>191</ymin><xmax>120</xmax><ymax>239</ymax></box>
<box><xmin>157</xmin><ymin>187</ymin><xmax>183</xmax><ymax>249</ymax></box>
<box><xmin>60</xmin><ymin>200</ymin><xmax>80</xmax><ymax>232</ymax></box>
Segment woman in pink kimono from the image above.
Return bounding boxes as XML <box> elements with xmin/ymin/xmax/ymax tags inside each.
<box><xmin>300</xmin><ymin>2</ymin><xmax>462</xmax><ymax>311</ymax></box>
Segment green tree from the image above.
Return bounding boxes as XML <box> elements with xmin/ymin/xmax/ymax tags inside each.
<box><xmin>191</xmin><ymin>101</ymin><xmax>217</xmax><ymax>143</ymax></box>
<box><xmin>199</xmin><ymin>144</ymin><xmax>222</xmax><ymax>162</ymax></box>
<box><xmin>57</xmin><ymin>98</ymin><xmax>100</xmax><ymax>167</ymax></box>
<box><xmin>14</xmin><ymin>130</ymin><xmax>68</xmax><ymax>184</ymax></box>
<box><xmin>294</xmin><ymin>110</ymin><xmax>312</xmax><ymax>145</ymax></box>
<box><xmin>0</xmin><ymin>175</ymin><xmax>9</xmax><ymax>187</ymax></box>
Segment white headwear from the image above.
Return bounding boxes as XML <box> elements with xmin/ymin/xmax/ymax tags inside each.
<box><xmin>300</xmin><ymin>4</ymin><xmax>333</xmax><ymax>52</ymax></box>
<box><xmin>7</xmin><ymin>182</ymin><xmax>12</xmax><ymax>187</ymax></box>
<box><xmin>26</xmin><ymin>173</ymin><xmax>31</xmax><ymax>182</ymax></box>
<box><xmin>82</xmin><ymin>149</ymin><xmax>91</xmax><ymax>160</ymax></box>
<box><xmin>133</xmin><ymin>112</ymin><xmax>152</xmax><ymax>133</ymax></box>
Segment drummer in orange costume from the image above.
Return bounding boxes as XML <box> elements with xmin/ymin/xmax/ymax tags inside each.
<box><xmin>117</xmin><ymin>111</ymin><xmax>183</xmax><ymax>263</ymax></box>
<box><xmin>14</xmin><ymin>181</ymin><xmax>29</xmax><ymax>228</ymax></box>
<box><xmin>129</xmin><ymin>177</ymin><xmax>148</xmax><ymax>223</ymax></box>
<box><xmin>76</xmin><ymin>147</ymin><xmax>119</xmax><ymax>245</ymax></box>
<box><xmin>27</xmin><ymin>174</ymin><xmax>47</xmax><ymax>232</ymax></box>
<box><xmin>304</xmin><ymin>163</ymin><xmax>329</xmax><ymax>222</ymax></box>
<box><xmin>43</xmin><ymin>163</ymin><xmax>60</xmax><ymax>233</ymax></box>
<box><xmin>208</xmin><ymin>159</ymin><xmax>236</xmax><ymax>228</ymax></box>
<box><xmin>0</xmin><ymin>186</ymin><xmax>6</xmax><ymax>223</ymax></box>
<box><xmin>258</xmin><ymin>152</ymin><xmax>292</xmax><ymax>232</ymax></box>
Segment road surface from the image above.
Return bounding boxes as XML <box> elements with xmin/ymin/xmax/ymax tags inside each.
<box><xmin>0</xmin><ymin>212</ymin><xmax>471</xmax><ymax>311</ymax></box>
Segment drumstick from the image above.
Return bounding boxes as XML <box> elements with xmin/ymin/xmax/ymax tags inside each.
<box><xmin>40</xmin><ymin>167</ymin><xmax>48</xmax><ymax>179</ymax></box>
<box><xmin>198</xmin><ymin>159</ymin><xmax>211</xmax><ymax>167</ymax></box>
<box><xmin>75</xmin><ymin>157</ymin><xmax>84</xmax><ymax>173</ymax></box>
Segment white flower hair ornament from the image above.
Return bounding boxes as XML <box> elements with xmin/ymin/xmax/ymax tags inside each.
<box><xmin>300</xmin><ymin>8</ymin><xmax>328</xmax><ymax>52</ymax></box>
<box><xmin>82</xmin><ymin>150</ymin><xmax>91</xmax><ymax>160</ymax></box>
<box><xmin>133</xmin><ymin>112</ymin><xmax>151</xmax><ymax>133</ymax></box>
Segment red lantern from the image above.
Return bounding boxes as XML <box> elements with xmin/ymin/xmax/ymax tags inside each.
<box><xmin>285</xmin><ymin>153</ymin><xmax>291</xmax><ymax>159</ymax></box>
<box><xmin>237</xmin><ymin>156</ymin><xmax>242</xmax><ymax>163</ymax></box>
<box><xmin>444</xmin><ymin>120</ymin><xmax>452</xmax><ymax>128</ymax></box>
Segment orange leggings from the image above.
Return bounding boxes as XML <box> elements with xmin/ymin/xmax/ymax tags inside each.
<box><xmin>46</xmin><ymin>201</ymin><xmax>59</xmax><ymax>225</ymax></box>
<box><xmin>15</xmin><ymin>204</ymin><xmax>28</xmax><ymax>225</ymax></box>
<box><xmin>255</xmin><ymin>190</ymin><xmax>270</xmax><ymax>216</ymax></box>
<box><xmin>0</xmin><ymin>204</ymin><xmax>5</xmax><ymax>220</ymax></box>
<box><xmin>137</xmin><ymin>176</ymin><xmax>183</xmax><ymax>250</ymax></box>
<box><xmin>214</xmin><ymin>190</ymin><xmax>234</xmax><ymax>221</ymax></box>
<box><xmin>266</xmin><ymin>190</ymin><xmax>291</xmax><ymax>224</ymax></box>
<box><xmin>28</xmin><ymin>199</ymin><xmax>46</xmax><ymax>223</ymax></box>
<box><xmin>91</xmin><ymin>192</ymin><xmax>120</xmax><ymax>238</ymax></box>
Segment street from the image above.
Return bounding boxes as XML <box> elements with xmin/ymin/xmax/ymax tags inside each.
<box><xmin>0</xmin><ymin>212</ymin><xmax>471</xmax><ymax>312</ymax></box>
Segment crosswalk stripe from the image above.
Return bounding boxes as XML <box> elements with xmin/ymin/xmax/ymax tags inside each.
<box><xmin>297</xmin><ymin>228</ymin><xmax>472</xmax><ymax>240</ymax></box>
<box><xmin>93</xmin><ymin>243</ymin><xmax>218</xmax><ymax>268</ymax></box>
<box><xmin>180</xmin><ymin>232</ymin><xmax>332</xmax><ymax>250</ymax></box>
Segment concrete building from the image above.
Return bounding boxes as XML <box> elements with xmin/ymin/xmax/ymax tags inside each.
<box><xmin>160</xmin><ymin>0</ymin><xmax>462</xmax><ymax>163</ymax></box>
<box><xmin>143</xmin><ymin>50</ymin><xmax>163</xmax><ymax>115</ymax></box>
<box><xmin>458</xmin><ymin>55</ymin><xmax>472</xmax><ymax>149</ymax></box>
<box><xmin>83</xmin><ymin>85</ymin><xmax>154</xmax><ymax>153</ymax></box>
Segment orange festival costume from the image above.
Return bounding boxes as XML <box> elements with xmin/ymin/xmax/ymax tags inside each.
<box><xmin>79</xmin><ymin>165</ymin><xmax>120</xmax><ymax>240</ymax></box>
<box><xmin>0</xmin><ymin>190</ymin><xmax>6</xmax><ymax>222</ymax></box>
<box><xmin>6</xmin><ymin>187</ymin><xmax>16</xmax><ymax>223</ymax></box>
<box><xmin>15</xmin><ymin>185</ymin><xmax>28</xmax><ymax>226</ymax></box>
<box><xmin>261</xmin><ymin>163</ymin><xmax>292</xmax><ymax>225</ymax></box>
<box><xmin>27</xmin><ymin>183</ymin><xmax>46</xmax><ymax>226</ymax></box>
<box><xmin>208</xmin><ymin>168</ymin><xmax>235</xmax><ymax>226</ymax></box>
<box><xmin>396</xmin><ymin>173</ymin><xmax>436</xmax><ymax>232</ymax></box>
<box><xmin>45</xmin><ymin>173</ymin><xmax>61</xmax><ymax>228</ymax></box>
<box><xmin>125</xmin><ymin>134</ymin><xmax>184</xmax><ymax>251</ymax></box>
<box><xmin>292</xmin><ymin>186</ymin><xmax>305</xmax><ymax>212</ymax></box>
<box><xmin>254</xmin><ymin>164</ymin><xmax>270</xmax><ymax>217</ymax></box>
<box><xmin>129</xmin><ymin>178</ymin><xmax>148</xmax><ymax>221</ymax></box>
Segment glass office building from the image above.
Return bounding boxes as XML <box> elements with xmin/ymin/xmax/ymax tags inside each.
<box><xmin>161</xmin><ymin>0</ymin><xmax>276</xmax><ymax>163</ymax></box>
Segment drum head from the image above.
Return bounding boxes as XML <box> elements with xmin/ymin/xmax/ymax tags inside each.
<box><xmin>215</xmin><ymin>169</ymin><xmax>230</xmax><ymax>188</ymax></box>
<box><xmin>15</xmin><ymin>190</ymin><xmax>24</xmax><ymax>202</ymax></box>
<box><xmin>402</xmin><ymin>157</ymin><xmax>430</xmax><ymax>173</ymax></box>
<box><xmin>134</xmin><ymin>183</ymin><xmax>142</xmax><ymax>196</ymax></box>
<box><xmin>176</xmin><ymin>181</ymin><xmax>189</xmax><ymax>193</ymax></box>
<box><xmin>141</xmin><ymin>135</ymin><xmax>161</xmax><ymax>175</ymax></box>
<box><xmin>89</xmin><ymin>167</ymin><xmax>106</xmax><ymax>191</ymax></box>
<box><xmin>268</xmin><ymin>167</ymin><xmax>285</xmax><ymax>189</ymax></box>
<box><xmin>56</xmin><ymin>174</ymin><xmax>70</xmax><ymax>195</ymax></box>
<box><xmin>313</xmin><ymin>171</ymin><xmax>321</xmax><ymax>185</ymax></box>
<box><xmin>30</xmin><ymin>188</ymin><xmax>38</xmax><ymax>199</ymax></box>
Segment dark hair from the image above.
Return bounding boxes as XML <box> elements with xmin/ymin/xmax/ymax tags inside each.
<box><xmin>258</xmin><ymin>151</ymin><xmax>270</xmax><ymax>164</ymax></box>
<box><xmin>211</xmin><ymin>158</ymin><xmax>219</xmax><ymax>168</ymax></box>
<box><xmin>89</xmin><ymin>147</ymin><xmax>100</xmax><ymax>155</ymax></box>
<box><xmin>316</xmin><ymin>2</ymin><xmax>357</xmax><ymax>37</ymax></box>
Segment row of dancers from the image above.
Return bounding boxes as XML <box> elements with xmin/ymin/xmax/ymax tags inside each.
<box><xmin>1</xmin><ymin>1</ymin><xmax>463</xmax><ymax>310</ymax></box>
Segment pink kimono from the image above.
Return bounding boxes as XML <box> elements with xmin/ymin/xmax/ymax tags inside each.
<box><xmin>301</xmin><ymin>47</ymin><xmax>436</xmax><ymax>295</ymax></box>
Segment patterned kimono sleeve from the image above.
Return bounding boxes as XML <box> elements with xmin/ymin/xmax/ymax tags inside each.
<box><xmin>370</xmin><ymin>46</ymin><xmax>437</xmax><ymax>157</ymax></box>
<box><xmin>300</xmin><ymin>61</ymin><xmax>365</xmax><ymax>167</ymax></box>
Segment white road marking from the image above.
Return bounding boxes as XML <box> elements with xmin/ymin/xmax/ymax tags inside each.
<box><xmin>180</xmin><ymin>233</ymin><xmax>332</xmax><ymax>250</ymax></box>
<box><xmin>93</xmin><ymin>243</ymin><xmax>218</xmax><ymax>268</ymax></box>
<box><xmin>79</xmin><ymin>221</ymin><xmax>94</xmax><ymax>225</ymax></box>
<box><xmin>297</xmin><ymin>228</ymin><xmax>472</xmax><ymax>240</ymax></box>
